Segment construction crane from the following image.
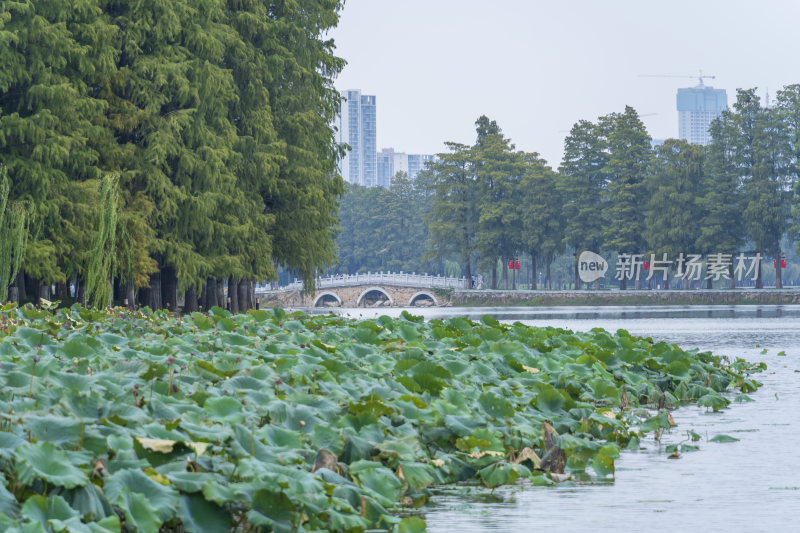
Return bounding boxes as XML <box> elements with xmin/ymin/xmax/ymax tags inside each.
<box><xmin>639</xmin><ymin>70</ymin><xmax>715</xmax><ymax>87</ymax></box>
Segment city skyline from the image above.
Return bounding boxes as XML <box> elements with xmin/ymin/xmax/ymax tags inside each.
<box><xmin>328</xmin><ymin>0</ymin><xmax>800</xmax><ymax>168</ymax></box>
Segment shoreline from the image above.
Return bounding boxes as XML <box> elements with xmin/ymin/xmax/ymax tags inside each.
<box><xmin>450</xmin><ymin>289</ymin><xmax>800</xmax><ymax>307</ymax></box>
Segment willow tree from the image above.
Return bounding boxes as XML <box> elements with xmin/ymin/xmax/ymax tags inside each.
<box><xmin>85</xmin><ymin>176</ymin><xmax>118</xmax><ymax>308</ymax></box>
<box><xmin>0</xmin><ymin>169</ymin><xmax>28</xmax><ymax>302</ymax></box>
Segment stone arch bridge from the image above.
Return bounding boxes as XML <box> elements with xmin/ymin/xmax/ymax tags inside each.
<box><xmin>256</xmin><ymin>272</ymin><xmax>476</xmax><ymax>308</ymax></box>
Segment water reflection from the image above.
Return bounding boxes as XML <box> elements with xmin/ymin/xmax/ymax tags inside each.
<box><xmin>331</xmin><ymin>304</ymin><xmax>800</xmax><ymax>532</ymax></box>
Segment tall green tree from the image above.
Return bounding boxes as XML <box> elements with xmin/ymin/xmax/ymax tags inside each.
<box><xmin>520</xmin><ymin>153</ymin><xmax>563</xmax><ymax>289</ymax></box>
<box><xmin>558</xmin><ymin>119</ymin><xmax>608</xmax><ymax>288</ymax></box>
<box><xmin>644</xmin><ymin>139</ymin><xmax>704</xmax><ymax>289</ymax></box>
<box><xmin>602</xmin><ymin>106</ymin><xmax>652</xmax><ymax>289</ymax></box>
<box><xmin>697</xmin><ymin>113</ymin><xmax>745</xmax><ymax>288</ymax></box>
<box><xmin>733</xmin><ymin>89</ymin><xmax>792</xmax><ymax>288</ymax></box>
<box><xmin>473</xmin><ymin>116</ymin><xmax>522</xmax><ymax>289</ymax></box>
<box><xmin>425</xmin><ymin>142</ymin><xmax>478</xmax><ymax>287</ymax></box>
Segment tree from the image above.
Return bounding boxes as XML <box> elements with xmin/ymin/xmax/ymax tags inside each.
<box><xmin>472</xmin><ymin>116</ymin><xmax>522</xmax><ymax>289</ymax></box>
<box><xmin>425</xmin><ymin>143</ymin><xmax>478</xmax><ymax>287</ymax></box>
<box><xmin>644</xmin><ymin>139</ymin><xmax>705</xmax><ymax>289</ymax></box>
<box><xmin>697</xmin><ymin>113</ymin><xmax>745</xmax><ymax>288</ymax></box>
<box><xmin>558</xmin><ymin>119</ymin><xmax>608</xmax><ymax>289</ymax></box>
<box><xmin>733</xmin><ymin>89</ymin><xmax>792</xmax><ymax>288</ymax></box>
<box><xmin>602</xmin><ymin>107</ymin><xmax>652</xmax><ymax>289</ymax></box>
<box><xmin>520</xmin><ymin>153</ymin><xmax>563</xmax><ymax>289</ymax></box>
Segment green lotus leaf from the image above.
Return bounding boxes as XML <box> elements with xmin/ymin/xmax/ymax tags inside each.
<box><xmin>246</xmin><ymin>489</ymin><xmax>294</xmax><ymax>533</ymax></box>
<box><xmin>177</xmin><ymin>493</ymin><xmax>233</xmax><ymax>533</ymax></box>
<box><xmin>103</xmin><ymin>469</ymin><xmax>178</xmax><ymax>522</ymax></box>
<box><xmin>398</xmin><ymin>516</ymin><xmax>427</xmax><ymax>533</ymax></box>
<box><xmin>203</xmin><ymin>396</ymin><xmax>243</xmax><ymax>423</ymax></box>
<box><xmin>24</xmin><ymin>415</ymin><xmax>84</xmax><ymax>448</ymax></box>
<box><xmin>0</xmin><ymin>482</ymin><xmax>18</xmax><ymax>519</ymax></box>
<box><xmin>709</xmin><ymin>434</ymin><xmax>740</xmax><ymax>443</ymax></box>
<box><xmin>398</xmin><ymin>462</ymin><xmax>435</xmax><ymax>490</ymax></box>
<box><xmin>63</xmin><ymin>484</ymin><xmax>113</xmax><ymax>521</ymax></box>
<box><xmin>15</xmin><ymin>442</ymin><xmax>88</xmax><ymax>488</ymax></box>
<box><xmin>478</xmin><ymin>462</ymin><xmax>530</xmax><ymax>488</ymax></box>
<box><xmin>87</xmin><ymin>515</ymin><xmax>121</xmax><ymax>533</ymax></box>
<box><xmin>112</xmin><ymin>488</ymin><xmax>161</xmax><ymax>533</ymax></box>
<box><xmin>20</xmin><ymin>495</ymin><xmax>78</xmax><ymax>529</ymax></box>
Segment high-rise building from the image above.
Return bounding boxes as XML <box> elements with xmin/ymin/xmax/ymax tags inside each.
<box><xmin>407</xmin><ymin>154</ymin><xmax>436</xmax><ymax>181</ymax></box>
<box><xmin>677</xmin><ymin>85</ymin><xmax>727</xmax><ymax>145</ymax></box>
<box><xmin>376</xmin><ymin>148</ymin><xmax>437</xmax><ymax>187</ymax></box>
<box><xmin>336</xmin><ymin>90</ymin><xmax>377</xmax><ymax>186</ymax></box>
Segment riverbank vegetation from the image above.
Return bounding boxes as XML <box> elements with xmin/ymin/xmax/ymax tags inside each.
<box><xmin>0</xmin><ymin>304</ymin><xmax>763</xmax><ymax>531</ymax></box>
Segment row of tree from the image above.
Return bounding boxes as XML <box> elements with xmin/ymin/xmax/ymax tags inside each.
<box><xmin>338</xmin><ymin>85</ymin><xmax>800</xmax><ymax>290</ymax></box>
<box><xmin>0</xmin><ymin>0</ymin><xmax>346</xmax><ymax>310</ymax></box>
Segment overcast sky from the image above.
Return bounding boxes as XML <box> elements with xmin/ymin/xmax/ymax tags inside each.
<box><xmin>328</xmin><ymin>0</ymin><xmax>800</xmax><ymax>168</ymax></box>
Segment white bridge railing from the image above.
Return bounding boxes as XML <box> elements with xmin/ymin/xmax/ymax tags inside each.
<box><xmin>256</xmin><ymin>272</ymin><xmax>481</xmax><ymax>292</ymax></box>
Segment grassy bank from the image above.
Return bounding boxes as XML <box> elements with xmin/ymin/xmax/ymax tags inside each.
<box><xmin>0</xmin><ymin>304</ymin><xmax>763</xmax><ymax>531</ymax></box>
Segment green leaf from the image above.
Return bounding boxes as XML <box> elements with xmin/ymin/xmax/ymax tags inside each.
<box><xmin>478</xmin><ymin>462</ymin><xmax>530</xmax><ymax>488</ymax></box>
<box><xmin>398</xmin><ymin>516</ymin><xmax>427</xmax><ymax>533</ymax></box>
<box><xmin>709</xmin><ymin>434</ymin><xmax>740</xmax><ymax>443</ymax></box>
<box><xmin>20</xmin><ymin>495</ymin><xmax>78</xmax><ymax>528</ymax></box>
<box><xmin>15</xmin><ymin>442</ymin><xmax>88</xmax><ymax>488</ymax></box>
<box><xmin>113</xmin><ymin>489</ymin><xmax>161</xmax><ymax>533</ymax></box>
<box><xmin>177</xmin><ymin>493</ymin><xmax>233</xmax><ymax>533</ymax></box>
<box><xmin>398</xmin><ymin>462</ymin><xmax>435</xmax><ymax>490</ymax></box>
<box><xmin>203</xmin><ymin>396</ymin><xmax>244</xmax><ymax>423</ymax></box>
<box><xmin>247</xmin><ymin>489</ymin><xmax>294</xmax><ymax>533</ymax></box>
<box><xmin>103</xmin><ymin>469</ymin><xmax>178</xmax><ymax>522</ymax></box>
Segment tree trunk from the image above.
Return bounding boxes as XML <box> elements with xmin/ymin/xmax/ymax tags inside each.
<box><xmin>184</xmin><ymin>286</ymin><xmax>198</xmax><ymax>313</ymax></box>
<box><xmin>25</xmin><ymin>275</ymin><xmax>39</xmax><ymax>304</ymax></box>
<box><xmin>15</xmin><ymin>271</ymin><xmax>26</xmax><ymax>302</ymax></box>
<box><xmin>124</xmin><ymin>282</ymin><xmax>135</xmax><ymax>308</ymax></box>
<box><xmin>491</xmin><ymin>266</ymin><xmax>497</xmax><ymax>290</ymax></box>
<box><xmin>706</xmin><ymin>277</ymin><xmax>712</xmax><ymax>289</ymax></box>
<box><xmin>531</xmin><ymin>251</ymin><xmax>537</xmax><ymax>290</ymax></box>
<box><xmin>76</xmin><ymin>278</ymin><xmax>85</xmax><ymax>306</ymax></box>
<box><xmin>755</xmin><ymin>256</ymin><xmax>763</xmax><ymax>289</ymax></box>
<box><xmin>729</xmin><ymin>262</ymin><xmax>735</xmax><ymax>289</ymax></box>
<box><xmin>463</xmin><ymin>253</ymin><xmax>472</xmax><ymax>289</ymax></box>
<box><xmin>634</xmin><ymin>264</ymin><xmax>642</xmax><ymax>290</ymax></box>
<box><xmin>574</xmin><ymin>259</ymin><xmax>580</xmax><ymax>290</ymax></box>
<box><xmin>141</xmin><ymin>270</ymin><xmax>162</xmax><ymax>310</ymax></box>
<box><xmin>619</xmin><ymin>276</ymin><xmax>627</xmax><ymax>291</ymax></box>
<box><xmin>776</xmin><ymin>253</ymin><xmax>783</xmax><ymax>289</ymax></box>
<box><xmin>502</xmin><ymin>261</ymin><xmax>508</xmax><ymax>290</ymax></box>
<box><xmin>237</xmin><ymin>279</ymin><xmax>249</xmax><ymax>312</ymax></box>
<box><xmin>39</xmin><ymin>283</ymin><xmax>51</xmax><ymax>304</ymax></box>
<box><xmin>228</xmin><ymin>277</ymin><xmax>239</xmax><ymax>313</ymax></box>
<box><xmin>546</xmin><ymin>260</ymin><xmax>552</xmax><ymax>290</ymax></box>
<box><xmin>216</xmin><ymin>279</ymin><xmax>224</xmax><ymax>309</ymax></box>
<box><xmin>56</xmin><ymin>282</ymin><xmax>69</xmax><ymax>301</ymax></box>
<box><xmin>161</xmin><ymin>266</ymin><xmax>178</xmax><ymax>313</ymax></box>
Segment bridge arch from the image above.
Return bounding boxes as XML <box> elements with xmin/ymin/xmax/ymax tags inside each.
<box><xmin>357</xmin><ymin>287</ymin><xmax>393</xmax><ymax>307</ymax></box>
<box><xmin>408</xmin><ymin>291</ymin><xmax>437</xmax><ymax>307</ymax></box>
<box><xmin>313</xmin><ymin>291</ymin><xmax>342</xmax><ymax>308</ymax></box>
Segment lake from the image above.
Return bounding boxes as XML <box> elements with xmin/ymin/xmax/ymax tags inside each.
<box><xmin>332</xmin><ymin>305</ymin><xmax>800</xmax><ymax>532</ymax></box>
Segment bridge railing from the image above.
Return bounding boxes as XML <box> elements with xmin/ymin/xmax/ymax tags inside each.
<box><xmin>256</xmin><ymin>272</ymin><xmax>479</xmax><ymax>293</ymax></box>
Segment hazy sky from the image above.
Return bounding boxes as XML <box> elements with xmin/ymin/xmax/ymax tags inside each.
<box><xmin>329</xmin><ymin>0</ymin><xmax>800</xmax><ymax>167</ymax></box>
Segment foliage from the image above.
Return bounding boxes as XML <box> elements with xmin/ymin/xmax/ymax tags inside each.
<box><xmin>0</xmin><ymin>1</ymin><xmax>346</xmax><ymax>304</ymax></box>
<box><xmin>0</xmin><ymin>304</ymin><xmax>763</xmax><ymax>530</ymax></box>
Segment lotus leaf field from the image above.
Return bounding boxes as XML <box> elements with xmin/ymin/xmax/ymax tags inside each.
<box><xmin>0</xmin><ymin>304</ymin><xmax>764</xmax><ymax>532</ymax></box>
